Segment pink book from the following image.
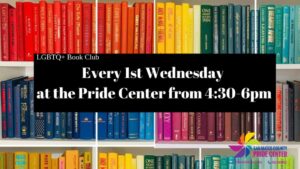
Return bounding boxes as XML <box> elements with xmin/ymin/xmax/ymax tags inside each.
<box><xmin>163</xmin><ymin>112</ymin><xmax>172</xmax><ymax>140</ymax></box>
<box><xmin>156</xmin><ymin>112</ymin><xmax>163</xmax><ymax>141</ymax></box>
<box><xmin>172</xmin><ymin>112</ymin><xmax>181</xmax><ymax>140</ymax></box>
<box><xmin>181</xmin><ymin>112</ymin><xmax>188</xmax><ymax>140</ymax></box>
<box><xmin>59</xmin><ymin>157</ymin><xmax>65</xmax><ymax>169</ymax></box>
<box><xmin>216</xmin><ymin>112</ymin><xmax>225</xmax><ymax>141</ymax></box>
<box><xmin>207</xmin><ymin>112</ymin><xmax>216</xmax><ymax>142</ymax></box>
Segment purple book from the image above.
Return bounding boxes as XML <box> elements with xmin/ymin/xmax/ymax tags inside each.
<box><xmin>163</xmin><ymin>112</ymin><xmax>172</xmax><ymax>140</ymax></box>
<box><xmin>157</xmin><ymin>112</ymin><xmax>163</xmax><ymax>141</ymax></box>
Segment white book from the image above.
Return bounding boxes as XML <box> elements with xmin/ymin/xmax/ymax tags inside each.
<box><xmin>137</xmin><ymin>155</ymin><xmax>144</xmax><ymax>169</ymax></box>
<box><xmin>193</xmin><ymin>5</ymin><xmax>201</xmax><ymax>54</ymax></box>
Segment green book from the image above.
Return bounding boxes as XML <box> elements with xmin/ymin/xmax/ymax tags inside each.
<box><xmin>204</xmin><ymin>156</ymin><xmax>212</xmax><ymax>169</ymax></box>
<box><xmin>286</xmin><ymin>156</ymin><xmax>294</xmax><ymax>169</ymax></box>
<box><xmin>201</xmin><ymin>5</ymin><xmax>213</xmax><ymax>54</ymax></box>
<box><xmin>251</xmin><ymin>157</ymin><xmax>259</xmax><ymax>169</ymax></box>
<box><xmin>220</xmin><ymin>5</ymin><xmax>228</xmax><ymax>54</ymax></box>
<box><xmin>163</xmin><ymin>155</ymin><xmax>172</xmax><ymax>169</ymax></box>
<box><xmin>156</xmin><ymin>156</ymin><xmax>163</xmax><ymax>169</ymax></box>
<box><xmin>190</xmin><ymin>156</ymin><xmax>195</xmax><ymax>169</ymax></box>
<box><xmin>0</xmin><ymin>153</ymin><xmax>5</xmax><ymax>169</ymax></box>
<box><xmin>172</xmin><ymin>154</ymin><xmax>178</xmax><ymax>169</ymax></box>
<box><xmin>144</xmin><ymin>155</ymin><xmax>156</xmax><ymax>169</ymax></box>
<box><xmin>220</xmin><ymin>157</ymin><xmax>228</xmax><ymax>169</ymax></box>
<box><xmin>212</xmin><ymin>155</ymin><xmax>221</xmax><ymax>169</ymax></box>
<box><xmin>260</xmin><ymin>5</ymin><xmax>267</xmax><ymax>54</ymax></box>
<box><xmin>275</xmin><ymin>6</ymin><xmax>283</xmax><ymax>63</ymax></box>
<box><xmin>266</xmin><ymin>5</ymin><xmax>275</xmax><ymax>54</ymax></box>
<box><xmin>179</xmin><ymin>156</ymin><xmax>186</xmax><ymax>169</ymax></box>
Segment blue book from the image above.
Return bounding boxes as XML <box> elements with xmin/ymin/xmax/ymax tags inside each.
<box><xmin>269</xmin><ymin>112</ymin><xmax>275</xmax><ymax>141</ymax></box>
<box><xmin>60</xmin><ymin>112</ymin><xmax>66</xmax><ymax>138</ymax></box>
<box><xmin>107</xmin><ymin>112</ymin><xmax>114</xmax><ymax>139</ymax></box>
<box><xmin>113</xmin><ymin>112</ymin><xmax>120</xmax><ymax>139</ymax></box>
<box><xmin>139</xmin><ymin>112</ymin><xmax>145</xmax><ymax>139</ymax></box>
<box><xmin>128</xmin><ymin>112</ymin><xmax>139</xmax><ymax>139</ymax></box>
<box><xmin>1</xmin><ymin>81</ymin><xmax>7</xmax><ymax>138</ymax></box>
<box><xmin>29</xmin><ymin>80</ymin><xmax>35</xmax><ymax>138</ymax></box>
<box><xmin>98</xmin><ymin>112</ymin><xmax>108</xmax><ymax>140</ymax></box>
<box><xmin>119</xmin><ymin>112</ymin><xmax>128</xmax><ymax>139</ymax></box>
<box><xmin>79</xmin><ymin>112</ymin><xmax>95</xmax><ymax>139</ymax></box>
<box><xmin>35</xmin><ymin>112</ymin><xmax>45</xmax><ymax>139</ymax></box>
<box><xmin>14</xmin><ymin>84</ymin><xmax>21</xmax><ymax>138</ymax></box>
<box><xmin>262</xmin><ymin>112</ymin><xmax>269</xmax><ymax>141</ymax></box>
<box><xmin>228</xmin><ymin>157</ymin><xmax>235</xmax><ymax>169</ymax></box>
<box><xmin>241</xmin><ymin>6</ymin><xmax>247</xmax><ymax>54</ymax></box>
<box><xmin>295</xmin><ymin>6</ymin><xmax>300</xmax><ymax>63</ymax></box>
<box><xmin>66</xmin><ymin>112</ymin><xmax>73</xmax><ymax>139</ymax></box>
<box><xmin>289</xmin><ymin>6</ymin><xmax>295</xmax><ymax>63</ymax></box>
<box><xmin>54</xmin><ymin>112</ymin><xmax>61</xmax><ymax>138</ymax></box>
<box><xmin>46</xmin><ymin>112</ymin><xmax>54</xmax><ymax>139</ymax></box>
<box><xmin>20</xmin><ymin>79</ymin><xmax>31</xmax><ymax>138</ymax></box>
<box><xmin>275</xmin><ymin>6</ymin><xmax>283</xmax><ymax>63</ymax></box>
<box><xmin>73</xmin><ymin>112</ymin><xmax>80</xmax><ymax>139</ymax></box>
<box><xmin>145</xmin><ymin>112</ymin><xmax>154</xmax><ymax>140</ymax></box>
<box><xmin>282</xmin><ymin>6</ymin><xmax>290</xmax><ymax>63</ymax></box>
<box><xmin>228</xmin><ymin>4</ymin><xmax>234</xmax><ymax>54</ymax></box>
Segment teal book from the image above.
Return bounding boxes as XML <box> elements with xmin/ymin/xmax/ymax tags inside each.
<box><xmin>178</xmin><ymin>156</ymin><xmax>186</xmax><ymax>169</ymax></box>
<box><xmin>172</xmin><ymin>154</ymin><xmax>178</xmax><ymax>169</ymax></box>
<box><xmin>234</xmin><ymin>5</ymin><xmax>242</xmax><ymax>54</ymax></box>
<box><xmin>220</xmin><ymin>5</ymin><xmax>228</xmax><ymax>54</ymax></box>
<box><xmin>139</xmin><ymin>112</ymin><xmax>145</xmax><ymax>139</ymax></box>
<box><xmin>156</xmin><ymin>156</ymin><xmax>163</xmax><ymax>169</ymax></box>
<box><xmin>194</xmin><ymin>160</ymin><xmax>199</xmax><ymax>169</ymax></box>
<box><xmin>266</xmin><ymin>5</ymin><xmax>275</xmax><ymax>54</ymax></box>
<box><xmin>251</xmin><ymin>157</ymin><xmax>259</xmax><ymax>169</ymax></box>
<box><xmin>228</xmin><ymin>156</ymin><xmax>235</xmax><ymax>169</ymax></box>
<box><xmin>201</xmin><ymin>5</ymin><xmax>213</xmax><ymax>54</ymax></box>
<box><xmin>282</xmin><ymin>6</ymin><xmax>290</xmax><ymax>63</ymax></box>
<box><xmin>201</xmin><ymin>160</ymin><xmax>205</xmax><ymax>169</ymax></box>
<box><xmin>163</xmin><ymin>155</ymin><xmax>172</xmax><ymax>169</ymax></box>
<box><xmin>204</xmin><ymin>156</ymin><xmax>212</xmax><ymax>169</ymax></box>
<box><xmin>242</xmin><ymin>6</ymin><xmax>247</xmax><ymax>54</ymax></box>
<box><xmin>260</xmin><ymin>5</ymin><xmax>267</xmax><ymax>54</ymax></box>
<box><xmin>246</xmin><ymin>6</ymin><xmax>250</xmax><ymax>54</ymax></box>
<box><xmin>295</xmin><ymin>6</ymin><xmax>300</xmax><ymax>63</ymax></box>
<box><xmin>275</xmin><ymin>6</ymin><xmax>283</xmax><ymax>63</ymax></box>
<box><xmin>244</xmin><ymin>156</ymin><xmax>252</xmax><ymax>169</ymax></box>
<box><xmin>289</xmin><ymin>6</ymin><xmax>295</xmax><ymax>63</ymax></box>
<box><xmin>235</xmin><ymin>158</ymin><xmax>241</xmax><ymax>169</ymax></box>
<box><xmin>185</xmin><ymin>155</ymin><xmax>191</xmax><ymax>169</ymax></box>
<box><xmin>220</xmin><ymin>157</ymin><xmax>228</xmax><ymax>169</ymax></box>
<box><xmin>212</xmin><ymin>155</ymin><xmax>221</xmax><ymax>169</ymax></box>
<box><xmin>213</xmin><ymin>6</ymin><xmax>219</xmax><ymax>54</ymax></box>
<box><xmin>228</xmin><ymin>4</ymin><xmax>234</xmax><ymax>54</ymax></box>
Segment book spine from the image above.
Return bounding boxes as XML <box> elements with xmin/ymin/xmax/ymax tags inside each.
<box><xmin>9</xmin><ymin>8</ymin><xmax>17</xmax><ymax>61</ymax></box>
<box><xmin>61</xmin><ymin>3</ymin><xmax>67</xmax><ymax>54</ymax></box>
<box><xmin>188</xmin><ymin>112</ymin><xmax>195</xmax><ymax>140</ymax></box>
<box><xmin>295</xmin><ymin>7</ymin><xmax>300</xmax><ymax>63</ymax></box>
<box><xmin>33</xmin><ymin>4</ymin><xmax>39</xmax><ymax>55</ymax></box>
<box><xmin>82</xmin><ymin>3</ymin><xmax>92</xmax><ymax>53</ymax></box>
<box><xmin>14</xmin><ymin>85</ymin><xmax>21</xmax><ymax>138</ymax></box>
<box><xmin>287</xmin><ymin>82</ymin><xmax>294</xmax><ymax>141</ymax></box>
<box><xmin>207</xmin><ymin>112</ymin><xmax>215</xmax><ymax>141</ymax></box>
<box><xmin>276</xmin><ymin>83</ymin><xmax>283</xmax><ymax>142</ymax></box>
<box><xmin>172</xmin><ymin>154</ymin><xmax>178</xmax><ymax>169</ymax></box>
<box><xmin>107</xmin><ymin>112</ymin><xmax>114</xmax><ymax>139</ymax></box>
<box><xmin>79</xmin><ymin>112</ymin><xmax>94</xmax><ymax>139</ymax></box>
<box><xmin>294</xmin><ymin>83</ymin><xmax>300</xmax><ymax>141</ymax></box>
<box><xmin>256</xmin><ymin>112</ymin><xmax>262</xmax><ymax>141</ymax></box>
<box><xmin>139</xmin><ymin>3</ymin><xmax>146</xmax><ymax>54</ymax></box>
<box><xmin>163</xmin><ymin>156</ymin><xmax>172</xmax><ymax>169</ymax></box>
<box><xmin>201</xmin><ymin>5</ymin><xmax>212</xmax><ymax>54</ymax></box>
<box><xmin>24</xmin><ymin>3</ymin><xmax>34</xmax><ymax>61</ymax></box>
<box><xmin>157</xmin><ymin>112</ymin><xmax>163</xmax><ymax>141</ymax></box>
<box><xmin>241</xmin><ymin>6</ymin><xmax>246</xmax><ymax>54</ymax></box>
<box><xmin>1</xmin><ymin>4</ymin><xmax>9</xmax><ymax>60</ymax></box>
<box><xmin>127</xmin><ymin>7</ymin><xmax>134</xmax><ymax>53</ymax></box>
<box><xmin>72</xmin><ymin>112</ymin><xmax>79</xmax><ymax>138</ymax></box>
<box><xmin>181</xmin><ymin>3</ymin><xmax>189</xmax><ymax>53</ymax></box>
<box><xmin>282</xmin><ymin>84</ymin><xmax>289</xmax><ymax>142</ymax></box>
<box><xmin>113</xmin><ymin>112</ymin><xmax>120</xmax><ymax>139</ymax></box>
<box><xmin>98</xmin><ymin>3</ymin><xmax>105</xmax><ymax>54</ymax></box>
<box><xmin>187</xmin><ymin>7</ymin><xmax>193</xmax><ymax>53</ymax></box>
<box><xmin>60</xmin><ymin>112</ymin><xmax>66</xmax><ymax>138</ymax></box>
<box><xmin>67</xmin><ymin>1</ymin><xmax>74</xmax><ymax>53</ymax></box>
<box><xmin>91</xmin><ymin>3</ymin><xmax>96</xmax><ymax>54</ymax></box>
<box><xmin>156</xmin><ymin>3</ymin><xmax>165</xmax><ymax>53</ymax></box>
<box><xmin>98</xmin><ymin>112</ymin><xmax>107</xmax><ymax>140</ymax></box>
<box><xmin>156</xmin><ymin>156</ymin><xmax>163</xmax><ymax>169</ymax></box>
<box><xmin>121</xmin><ymin>2</ymin><xmax>128</xmax><ymax>54</ymax></box>
<box><xmin>181</xmin><ymin>112</ymin><xmax>188</xmax><ymax>140</ymax></box>
<box><xmin>53</xmin><ymin>1</ymin><xmax>61</xmax><ymax>53</ymax></box>
<box><xmin>145</xmin><ymin>3</ymin><xmax>153</xmax><ymax>54</ymax></box>
<box><xmin>282</xmin><ymin>6</ymin><xmax>290</xmax><ymax>63</ymax></box>
<box><xmin>119</xmin><ymin>112</ymin><xmax>128</xmax><ymax>139</ymax></box>
<box><xmin>231</xmin><ymin>112</ymin><xmax>240</xmax><ymax>141</ymax></box>
<box><xmin>133</xmin><ymin>3</ymin><xmax>140</xmax><ymax>54</ymax></box>
<box><xmin>198</xmin><ymin>112</ymin><xmax>207</xmax><ymax>140</ymax></box>
<box><xmin>250</xmin><ymin>10</ymin><xmax>255</xmax><ymax>53</ymax></box>
<box><xmin>213</xmin><ymin>6</ymin><xmax>219</xmax><ymax>54</ymax></box>
<box><xmin>6</xmin><ymin>81</ymin><xmax>14</xmax><ymax>138</ymax></box>
<box><xmin>260</xmin><ymin>5</ymin><xmax>267</xmax><ymax>54</ymax></box>
<box><xmin>47</xmin><ymin>3</ymin><xmax>54</xmax><ymax>53</ymax></box>
<box><xmin>16</xmin><ymin>2</ymin><xmax>25</xmax><ymax>60</ymax></box>
<box><xmin>139</xmin><ymin>112</ymin><xmax>145</xmax><ymax>139</ymax></box>
<box><xmin>112</xmin><ymin>3</ymin><xmax>121</xmax><ymax>54</ymax></box>
<box><xmin>172</xmin><ymin>112</ymin><xmax>181</xmax><ymax>140</ymax></box>
<box><xmin>289</xmin><ymin>6</ymin><xmax>295</xmax><ymax>63</ymax></box>
<box><xmin>163</xmin><ymin>112</ymin><xmax>171</xmax><ymax>140</ymax></box>
<box><xmin>228</xmin><ymin>4</ymin><xmax>234</xmax><ymax>54</ymax></box>
<box><xmin>262</xmin><ymin>112</ymin><xmax>269</xmax><ymax>141</ymax></box>
<box><xmin>39</xmin><ymin>1</ymin><xmax>47</xmax><ymax>54</ymax></box>
<box><xmin>234</xmin><ymin>5</ymin><xmax>242</xmax><ymax>54</ymax></box>
<box><xmin>266</xmin><ymin>5</ymin><xmax>275</xmax><ymax>54</ymax></box>
<box><xmin>29</xmin><ymin>80</ymin><xmax>35</xmax><ymax>138</ymax></box>
<box><xmin>1</xmin><ymin>82</ymin><xmax>7</xmax><ymax>138</ymax></box>
<box><xmin>35</xmin><ymin>112</ymin><xmax>45</xmax><ymax>138</ymax></box>
<box><xmin>145</xmin><ymin>112</ymin><xmax>154</xmax><ymax>140</ymax></box>
<box><xmin>193</xmin><ymin>5</ymin><xmax>201</xmax><ymax>54</ymax></box>
<box><xmin>74</xmin><ymin>1</ymin><xmax>82</xmax><ymax>53</ymax></box>
<box><xmin>54</xmin><ymin>112</ymin><xmax>61</xmax><ymax>138</ymax></box>
<box><xmin>220</xmin><ymin>6</ymin><xmax>228</xmax><ymax>54</ymax></box>
<box><xmin>275</xmin><ymin>7</ymin><xmax>283</xmax><ymax>63</ymax></box>
<box><xmin>20</xmin><ymin>81</ymin><xmax>30</xmax><ymax>138</ymax></box>
<box><xmin>105</xmin><ymin>3</ymin><xmax>112</xmax><ymax>53</ymax></box>
<box><xmin>240</xmin><ymin>113</ymin><xmax>245</xmax><ymax>136</ymax></box>
<box><xmin>225</xmin><ymin>112</ymin><xmax>231</xmax><ymax>141</ymax></box>
<box><xmin>269</xmin><ymin>113</ymin><xmax>276</xmax><ymax>141</ymax></box>
<box><xmin>128</xmin><ymin>112</ymin><xmax>139</xmax><ymax>139</ymax></box>
<box><xmin>165</xmin><ymin>2</ymin><xmax>175</xmax><ymax>54</ymax></box>
<box><xmin>46</xmin><ymin>112</ymin><xmax>54</xmax><ymax>138</ymax></box>
<box><xmin>216</xmin><ymin>112</ymin><xmax>225</xmax><ymax>141</ymax></box>
<box><xmin>246</xmin><ymin>6</ymin><xmax>250</xmax><ymax>53</ymax></box>
<box><xmin>245</xmin><ymin>112</ymin><xmax>253</xmax><ymax>133</ymax></box>
<box><xmin>66</xmin><ymin>112</ymin><xmax>73</xmax><ymax>139</ymax></box>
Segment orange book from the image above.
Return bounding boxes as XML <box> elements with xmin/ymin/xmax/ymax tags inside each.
<box><xmin>29</xmin><ymin>153</ymin><xmax>39</xmax><ymax>169</ymax></box>
<box><xmin>127</xmin><ymin>7</ymin><xmax>135</xmax><ymax>54</ymax></box>
<box><xmin>74</xmin><ymin>0</ymin><xmax>82</xmax><ymax>53</ymax></box>
<box><xmin>67</xmin><ymin>0</ymin><xmax>74</xmax><ymax>53</ymax></box>
<box><xmin>65</xmin><ymin>150</ymin><xmax>79</xmax><ymax>169</ymax></box>
<box><xmin>61</xmin><ymin>3</ymin><xmax>67</xmax><ymax>53</ymax></box>
<box><xmin>145</xmin><ymin>3</ymin><xmax>153</xmax><ymax>54</ymax></box>
<box><xmin>82</xmin><ymin>3</ymin><xmax>92</xmax><ymax>53</ymax></box>
<box><xmin>121</xmin><ymin>2</ymin><xmax>128</xmax><ymax>54</ymax></box>
<box><xmin>79</xmin><ymin>156</ymin><xmax>84</xmax><ymax>169</ymax></box>
<box><xmin>41</xmin><ymin>153</ymin><xmax>52</xmax><ymax>169</ymax></box>
<box><xmin>133</xmin><ymin>3</ymin><xmax>140</xmax><ymax>54</ymax></box>
<box><xmin>112</xmin><ymin>3</ymin><xmax>121</xmax><ymax>54</ymax></box>
<box><xmin>47</xmin><ymin>3</ymin><xmax>54</xmax><ymax>53</ymax></box>
<box><xmin>52</xmin><ymin>158</ymin><xmax>59</xmax><ymax>169</ymax></box>
<box><xmin>139</xmin><ymin>3</ymin><xmax>146</xmax><ymax>54</ymax></box>
<box><xmin>105</xmin><ymin>3</ymin><xmax>112</xmax><ymax>54</ymax></box>
<box><xmin>91</xmin><ymin>3</ymin><xmax>96</xmax><ymax>53</ymax></box>
<box><xmin>39</xmin><ymin>0</ymin><xmax>47</xmax><ymax>53</ymax></box>
<box><xmin>54</xmin><ymin>0</ymin><xmax>61</xmax><ymax>53</ymax></box>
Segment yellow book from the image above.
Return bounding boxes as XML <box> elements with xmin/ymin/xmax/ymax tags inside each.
<box><xmin>156</xmin><ymin>3</ymin><xmax>165</xmax><ymax>53</ymax></box>
<box><xmin>175</xmin><ymin>5</ymin><xmax>182</xmax><ymax>54</ymax></box>
<box><xmin>193</xmin><ymin>5</ymin><xmax>201</xmax><ymax>53</ymax></box>
<box><xmin>99</xmin><ymin>153</ymin><xmax>107</xmax><ymax>169</ymax></box>
<box><xmin>125</xmin><ymin>153</ymin><xmax>132</xmax><ymax>169</ymax></box>
<box><xmin>84</xmin><ymin>152</ymin><xmax>92</xmax><ymax>169</ymax></box>
<box><xmin>65</xmin><ymin>150</ymin><xmax>79</xmax><ymax>169</ymax></box>
<box><xmin>41</xmin><ymin>153</ymin><xmax>52</xmax><ymax>169</ymax></box>
<box><xmin>165</xmin><ymin>2</ymin><xmax>175</xmax><ymax>53</ymax></box>
<box><xmin>29</xmin><ymin>153</ymin><xmax>39</xmax><ymax>169</ymax></box>
<box><xmin>51</xmin><ymin>158</ymin><xmax>59</xmax><ymax>169</ymax></box>
<box><xmin>15</xmin><ymin>152</ymin><xmax>28</xmax><ymax>169</ymax></box>
<box><xmin>6</xmin><ymin>152</ymin><xmax>14</xmax><ymax>169</ymax></box>
<box><xmin>118</xmin><ymin>155</ymin><xmax>125</xmax><ymax>169</ymax></box>
<box><xmin>108</xmin><ymin>153</ymin><xmax>118</xmax><ymax>169</ymax></box>
<box><xmin>136</xmin><ymin>155</ymin><xmax>144</xmax><ymax>169</ymax></box>
<box><xmin>79</xmin><ymin>156</ymin><xmax>84</xmax><ymax>169</ymax></box>
<box><xmin>58</xmin><ymin>156</ymin><xmax>65</xmax><ymax>169</ymax></box>
<box><xmin>131</xmin><ymin>158</ymin><xmax>137</xmax><ymax>169</ymax></box>
<box><xmin>181</xmin><ymin>3</ymin><xmax>190</xmax><ymax>53</ymax></box>
<box><xmin>188</xmin><ymin>8</ymin><xmax>194</xmax><ymax>53</ymax></box>
<box><xmin>0</xmin><ymin>152</ymin><xmax>6</xmax><ymax>169</ymax></box>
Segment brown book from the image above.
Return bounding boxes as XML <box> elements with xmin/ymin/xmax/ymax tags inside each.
<box><xmin>196</xmin><ymin>112</ymin><xmax>207</xmax><ymax>140</ymax></box>
<box><xmin>207</xmin><ymin>112</ymin><xmax>216</xmax><ymax>141</ymax></box>
<box><xmin>216</xmin><ymin>112</ymin><xmax>225</xmax><ymax>141</ymax></box>
<box><xmin>245</xmin><ymin>112</ymin><xmax>253</xmax><ymax>133</ymax></box>
<box><xmin>231</xmin><ymin>112</ymin><xmax>241</xmax><ymax>141</ymax></box>
<box><xmin>188</xmin><ymin>112</ymin><xmax>195</xmax><ymax>140</ymax></box>
<box><xmin>225</xmin><ymin>112</ymin><xmax>231</xmax><ymax>141</ymax></box>
<box><xmin>240</xmin><ymin>113</ymin><xmax>245</xmax><ymax>135</ymax></box>
<box><xmin>6</xmin><ymin>152</ymin><xmax>14</xmax><ymax>169</ymax></box>
<box><xmin>255</xmin><ymin>112</ymin><xmax>262</xmax><ymax>141</ymax></box>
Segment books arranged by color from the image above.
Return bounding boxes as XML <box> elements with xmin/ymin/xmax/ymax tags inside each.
<box><xmin>1</xmin><ymin>76</ymin><xmax>95</xmax><ymax>139</ymax></box>
<box><xmin>0</xmin><ymin>150</ymin><xmax>91</xmax><ymax>169</ymax></box>
<box><xmin>99</xmin><ymin>153</ymin><xmax>199</xmax><ymax>169</ymax></box>
<box><xmin>98</xmin><ymin>112</ymin><xmax>154</xmax><ymax>140</ymax></box>
<box><xmin>0</xmin><ymin>1</ymin><xmax>154</xmax><ymax>61</ymax></box>
<box><xmin>202</xmin><ymin>155</ymin><xmax>294</xmax><ymax>169</ymax></box>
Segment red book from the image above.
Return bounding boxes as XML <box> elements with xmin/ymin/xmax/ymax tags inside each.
<box><xmin>121</xmin><ymin>2</ymin><xmax>127</xmax><ymax>54</ymax></box>
<box><xmin>133</xmin><ymin>3</ymin><xmax>139</xmax><ymax>54</ymax></box>
<box><xmin>61</xmin><ymin>3</ymin><xmax>67</xmax><ymax>54</ymax></box>
<box><xmin>181</xmin><ymin>112</ymin><xmax>188</xmax><ymax>140</ymax></box>
<box><xmin>0</xmin><ymin>4</ymin><xmax>2</xmax><ymax>60</ymax></box>
<box><xmin>67</xmin><ymin>0</ymin><xmax>74</xmax><ymax>53</ymax></box>
<box><xmin>74</xmin><ymin>0</ymin><xmax>82</xmax><ymax>54</ymax></box>
<box><xmin>225</xmin><ymin>112</ymin><xmax>231</xmax><ymax>141</ymax></box>
<box><xmin>24</xmin><ymin>2</ymin><xmax>34</xmax><ymax>61</ymax></box>
<box><xmin>39</xmin><ymin>0</ymin><xmax>47</xmax><ymax>54</ymax></box>
<box><xmin>172</xmin><ymin>112</ymin><xmax>181</xmax><ymax>140</ymax></box>
<box><xmin>16</xmin><ymin>2</ymin><xmax>24</xmax><ymax>60</ymax></box>
<box><xmin>82</xmin><ymin>3</ymin><xmax>91</xmax><ymax>53</ymax></box>
<box><xmin>145</xmin><ymin>3</ymin><xmax>153</xmax><ymax>54</ymax></box>
<box><xmin>127</xmin><ymin>7</ymin><xmax>134</xmax><ymax>54</ymax></box>
<box><xmin>54</xmin><ymin>0</ymin><xmax>61</xmax><ymax>53</ymax></box>
<box><xmin>196</xmin><ymin>112</ymin><xmax>207</xmax><ymax>140</ymax></box>
<box><xmin>9</xmin><ymin>8</ymin><xmax>17</xmax><ymax>61</ymax></box>
<box><xmin>156</xmin><ymin>112</ymin><xmax>163</xmax><ymax>141</ymax></box>
<box><xmin>47</xmin><ymin>3</ymin><xmax>54</xmax><ymax>53</ymax></box>
<box><xmin>163</xmin><ymin>112</ymin><xmax>171</xmax><ymax>140</ymax></box>
<box><xmin>33</xmin><ymin>4</ymin><xmax>39</xmax><ymax>56</ymax></box>
<box><xmin>216</xmin><ymin>112</ymin><xmax>225</xmax><ymax>141</ymax></box>
<box><xmin>91</xmin><ymin>3</ymin><xmax>96</xmax><ymax>53</ymax></box>
<box><xmin>98</xmin><ymin>3</ymin><xmax>105</xmax><ymax>54</ymax></box>
<box><xmin>188</xmin><ymin>112</ymin><xmax>195</xmax><ymax>140</ymax></box>
<box><xmin>112</xmin><ymin>3</ymin><xmax>121</xmax><ymax>54</ymax></box>
<box><xmin>105</xmin><ymin>3</ymin><xmax>112</xmax><ymax>54</ymax></box>
<box><xmin>276</xmin><ymin>83</ymin><xmax>283</xmax><ymax>141</ymax></box>
<box><xmin>139</xmin><ymin>3</ymin><xmax>146</xmax><ymax>54</ymax></box>
<box><xmin>207</xmin><ymin>112</ymin><xmax>216</xmax><ymax>142</ymax></box>
<box><xmin>1</xmin><ymin>82</ymin><xmax>6</xmax><ymax>138</ymax></box>
<box><xmin>1</xmin><ymin>4</ymin><xmax>11</xmax><ymax>61</ymax></box>
<box><xmin>231</xmin><ymin>112</ymin><xmax>241</xmax><ymax>141</ymax></box>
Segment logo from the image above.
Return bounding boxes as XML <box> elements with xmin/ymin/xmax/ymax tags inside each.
<box><xmin>229</xmin><ymin>132</ymin><xmax>260</xmax><ymax>158</ymax></box>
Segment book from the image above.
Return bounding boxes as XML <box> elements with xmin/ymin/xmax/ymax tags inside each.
<box><xmin>121</xmin><ymin>2</ymin><xmax>128</xmax><ymax>54</ymax></box>
<box><xmin>275</xmin><ymin>6</ymin><xmax>283</xmax><ymax>63</ymax></box>
<box><xmin>145</xmin><ymin>112</ymin><xmax>154</xmax><ymax>140</ymax></box>
<box><xmin>133</xmin><ymin>3</ymin><xmax>140</xmax><ymax>54</ymax></box>
<box><xmin>139</xmin><ymin>112</ymin><xmax>145</xmax><ymax>139</ymax></box>
<box><xmin>282</xmin><ymin>6</ymin><xmax>290</xmax><ymax>63</ymax></box>
<box><xmin>128</xmin><ymin>112</ymin><xmax>139</xmax><ymax>139</ymax></box>
<box><xmin>172</xmin><ymin>112</ymin><xmax>181</xmax><ymax>140</ymax></box>
<box><xmin>165</xmin><ymin>2</ymin><xmax>175</xmax><ymax>54</ymax></box>
<box><xmin>139</xmin><ymin>3</ymin><xmax>146</xmax><ymax>54</ymax></box>
<box><xmin>188</xmin><ymin>112</ymin><xmax>195</xmax><ymax>140</ymax></box>
<box><xmin>67</xmin><ymin>0</ymin><xmax>74</xmax><ymax>53</ymax></box>
<box><xmin>266</xmin><ymin>5</ymin><xmax>275</xmax><ymax>54</ymax></box>
<box><xmin>163</xmin><ymin>112</ymin><xmax>171</xmax><ymax>140</ymax></box>
<box><xmin>207</xmin><ymin>112</ymin><xmax>215</xmax><ymax>141</ymax></box>
<box><xmin>82</xmin><ymin>3</ymin><xmax>92</xmax><ymax>53</ymax></box>
<box><xmin>201</xmin><ymin>5</ymin><xmax>213</xmax><ymax>53</ymax></box>
<box><xmin>29</xmin><ymin>153</ymin><xmax>39</xmax><ymax>169</ymax></box>
<box><xmin>98</xmin><ymin>3</ymin><xmax>105</xmax><ymax>54</ymax></box>
<box><xmin>65</xmin><ymin>150</ymin><xmax>79</xmax><ymax>169</ymax></box>
<box><xmin>156</xmin><ymin>3</ymin><xmax>165</xmax><ymax>53</ymax></box>
<box><xmin>157</xmin><ymin>112</ymin><xmax>163</xmax><ymax>141</ymax></box>
<box><xmin>74</xmin><ymin>0</ymin><xmax>82</xmax><ymax>53</ymax></box>
<box><xmin>113</xmin><ymin>112</ymin><xmax>120</xmax><ymax>139</ymax></box>
<box><xmin>47</xmin><ymin>3</ymin><xmax>54</xmax><ymax>53</ymax></box>
<box><xmin>112</xmin><ymin>3</ymin><xmax>121</xmax><ymax>54</ymax></box>
<box><xmin>15</xmin><ymin>152</ymin><xmax>28</xmax><ymax>169</ymax></box>
<box><xmin>127</xmin><ymin>7</ymin><xmax>134</xmax><ymax>53</ymax></box>
<box><xmin>145</xmin><ymin>3</ymin><xmax>153</xmax><ymax>54</ymax></box>
<box><xmin>79</xmin><ymin>112</ymin><xmax>95</xmax><ymax>139</ymax></box>
<box><xmin>144</xmin><ymin>155</ymin><xmax>155</xmax><ymax>169</ymax></box>
<box><xmin>276</xmin><ymin>83</ymin><xmax>283</xmax><ymax>141</ymax></box>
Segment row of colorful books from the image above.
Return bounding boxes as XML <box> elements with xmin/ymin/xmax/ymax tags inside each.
<box><xmin>99</xmin><ymin>153</ymin><xmax>199</xmax><ymax>169</ymax></box>
<box><xmin>157</xmin><ymin>79</ymin><xmax>300</xmax><ymax>143</ymax></box>
<box><xmin>1</xmin><ymin>76</ymin><xmax>95</xmax><ymax>139</ymax></box>
<box><xmin>0</xmin><ymin>150</ymin><xmax>91</xmax><ymax>169</ymax></box>
<box><xmin>98</xmin><ymin>112</ymin><xmax>154</xmax><ymax>140</ymax></box>
<box><xmin>0</xmin><ymin>1</ymin><xmax>154</xmax><ymax>61</ymax></box>
<box><xmin>202</xmin><ymin>155</ymin><xmax>294</xmax><ymax>169</ymax></box>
